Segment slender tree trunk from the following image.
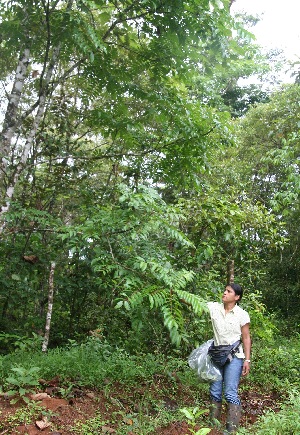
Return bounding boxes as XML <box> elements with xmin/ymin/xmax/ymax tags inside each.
<box><xmin>42</xmin><ymin>261</ymin><xmax>56</xmax><ymax>352</ymax></box>
<box><xmin>0</xmin><ymin>0</ymin><xmax>74</xmax><ymax>232</ymax></box>
<box><xmin>0</xmin><ymin>1</ymin><xmax>31</xmax><ymax>214</ymax></box>
<box><xmin>0</xmin><ymin>42</ymin><xmax>61</xmax><ymax>228</ymax></box>
<box><xmin>227</xmin><ymin>260</ymin><xmax>234</xmax><ymax>284</ymax></box>
<box><xmin>0</xmin><ymin>46</ymin><xmax>31</xmax><ymax>215</ymax></box>
<box><xmin>0</xmin><ymin>47</ymin><xmax>31</xmax><ymax>165</ymax></box>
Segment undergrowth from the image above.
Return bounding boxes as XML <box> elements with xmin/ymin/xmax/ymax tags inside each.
<box><xmin>0</xmin><ymin>337</ymin><xmax>194</xmax><ymax>388</ymax></box>
<box><xmin>238</xmin><ymin>389</ymin><xmax>300</xmax><ymax>434</ymax></box>
<box><xmin>252</xmin><ymin>336</ymin><xmax>300</xmax><ymax>389</ymax></box>
<box><xmin>0</xmin><ymin>401</ymin><xmax>53</xmax><ymax>431</ymax></box>
<box><xmin>0</xmin><ymin>335</ymin><xmax>299</xmax><ymax>433</ymax></box>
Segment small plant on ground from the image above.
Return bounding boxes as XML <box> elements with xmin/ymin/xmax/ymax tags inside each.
<box><xmin>180</xmin><ymin>406</ymin><xmax>211</xmax><ymax>435</ymax></box>
<box><xmin>57</xmin><ymin>382</ymin><xmax>75</xmax><ymax>399</ymax></box>
<box><xmin>4</xmin><ymin>365</ymin><xmax>41</xmax><ymax>403</ymax></box>
<box><xmin>0</xmin><ymin>401</ymin><xmax>53</xmax><ymax>431</ymax></box>
<box><xmin>71</xmin><ymin>414</ymin><xmax>108</xmax><ymax>434</ymax></box>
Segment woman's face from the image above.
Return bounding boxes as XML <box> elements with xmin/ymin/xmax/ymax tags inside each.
<box><xmin>222</xmin><ymin>285</ymin><xmax>240</xmax><ymax>304</ymax></box>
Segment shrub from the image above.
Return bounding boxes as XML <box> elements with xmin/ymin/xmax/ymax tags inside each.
<box><xmin>238</xmin><ymin>389</ymin><xmax>300</xmax><ymax>434</ymax></box>
<box><xmin>251</xmin><ymin>336</ymin><xmax>300</xmax><ymax>389</ymax></box>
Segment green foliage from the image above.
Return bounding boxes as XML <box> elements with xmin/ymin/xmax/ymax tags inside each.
<box><xmin>0</xmin><ymin>183</ymin><xmax>203</xmax><ymax>348</ymax></box>
<box><xmin>72</xmin><ymin>414</ymin><xmax>107</xmax><ymax>435</ymax></box>
<box><xmin>234</xmin><ymin>84</ymin><xmax>300</xmax><ymax>323</ymax></box>
<box><xmin>240</xmin><ymin>291</ymin><xmax>277</xmax><ymax>342</ymax></box>
<box><xmin>180</xmin><ymin>407</ymin><xmax>211</xmax><ymax>435</ymax></box>
<box><xmin>251</xmin><ymin>337</ymin><xmax>300</xmax><ymax>389</ymax></box>
<box><xmin>0</xmin><ymin>337</ymin><xmax>299</xmax><ymax>433</ymax></box>
<box><xmin>0</xmin><ymin>0</ymin><xmax>296</xmax><ymax>355</ymax></box>
<box><xmin>0</xmin><ymin>333</ymin><xmax>44</xmax><ymax>354</ymax></box>
<box><xmin>4</xmin><ymin>366</ymin><xmax>41</xmax><ymax>403</ymax></box>
<box><xmin>0</xmin><ymin>401</ymin><xmax>50</xmax><ymax>430</ymax></box>
<box><xmin>238</xmin><ymin>390</ymin><xmax>300</xmax><ymax>434</ymax></box>
<box><xmin>221</xmin><ymin>84</ymin><xmax>270</xmax><ymax>118</ymax></box>
<box><xmin>0</xmin><ymin>341</ymin><xmax>211</xmax><ymax>433</ymax></box>
<box><xmin>0</xmin><ymin>337</ymin><xmax>178</xmax><ymax>387</ymax></box>
<box><xmin>59</xmin><ymin>183</ymin><xmax>206</xmax><ymax>346</ymax></box>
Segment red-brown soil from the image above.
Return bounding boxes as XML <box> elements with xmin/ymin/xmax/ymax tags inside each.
<box><xmin>0</xmin><ymin>376</ymin><xmax>281</xmax><ymax>435</ymax></box>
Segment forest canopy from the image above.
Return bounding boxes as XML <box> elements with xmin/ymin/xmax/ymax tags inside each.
<box><xmin>0</xmin><ymin>0</ymin><xmax>299</xmax><ymax>353</ymax></box>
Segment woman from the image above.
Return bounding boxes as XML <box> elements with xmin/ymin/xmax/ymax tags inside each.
<box><xmin>207</xmin><ymin>283</ymin><xmax>251</xmax><ymax>434</ymax></box>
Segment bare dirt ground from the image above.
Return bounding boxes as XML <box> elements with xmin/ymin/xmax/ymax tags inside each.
<box><xmin>0</xmin><ymin>376</ymin><xmax>281</xmax><ymax>435</ymax></box>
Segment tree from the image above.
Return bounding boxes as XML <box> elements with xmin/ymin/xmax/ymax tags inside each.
<box><xmin>232</xmin><ymin>84</ymin><xmax>300</xmax><ymax>327</ymax></box>
<box><xmin>0</xmin><ymin>0</ymin><xmax>275</xmax><ymax>348</ymax></box>
<box><xmin>0</xmin><ymin>0</ymin><xmax>238</xmax><ymax>219</ymax></box>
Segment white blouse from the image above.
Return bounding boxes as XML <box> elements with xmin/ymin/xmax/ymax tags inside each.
<box><xmin>207</xmin><ymin>302</ymin><xmax>250</xmax><ymax>358</ymax></box>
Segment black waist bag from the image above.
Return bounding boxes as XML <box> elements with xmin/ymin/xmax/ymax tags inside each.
<box><xmin>208</xmin><ymin>340</ymin><xmax>240</xmax><ymax>369</ymax></box>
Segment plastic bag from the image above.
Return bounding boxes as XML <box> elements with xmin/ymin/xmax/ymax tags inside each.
<box><xmin>188</xmin><ymin>339</ymin><xmax>222</xmax><ymax>382</ymax></box>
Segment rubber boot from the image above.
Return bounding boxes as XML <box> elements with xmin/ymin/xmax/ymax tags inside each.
<box><xmin>223</xmin><ymin>403</ymin><xmax>242</xmax><ymax>434</ymax></box>
<box><xmin>209</xmin><ymin>400</ymin><xmax>222</xmax><ymax>427</ymax></box>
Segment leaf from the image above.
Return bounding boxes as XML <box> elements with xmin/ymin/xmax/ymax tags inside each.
<box><xmin>19</xmin><ymin>387</ymin><xmax>26</xmax><ymax>396</ymax></box>
<box><xmin>5</xmin><ymin>377</ymin><xmax>20</xmax><ymax>385</ymax></box>
<box><xmin>35</xmin><ymin>416</ymin><xmax>51</xmax><ymax>430</ymax></box>
<box><xmin>124</xmin><ymin>300</ymin><xmax>130</xmax><ymax>311</ymax></box>
<box><xmin>195</xmin><ymin>429</ymin><xmax>211</xmax><ymax>435</ymax></box>
<box><xmin>180</xmin><ymin>408</ymin><xmax>194</xmax><ymax>420</ymax></box>
<box><xmin>139</xmin><ymin>261</ymin><xmax>147</xmax><ymax>271</ymax></box>
<box><xmin>10</xmin><ymin>397</ymin><xmax>20</xmax><ymax>404</ymax></box>
<box><xmin>4</xmin><ymin>389</ymin><xmax>18</xmax><ymax>397</ymax></box>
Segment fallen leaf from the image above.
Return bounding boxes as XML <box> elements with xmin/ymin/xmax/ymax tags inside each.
<box><xmin>35</xmin><ymin>416</ymin><xmax>51</xmax><ymax>430</ymax></box>
<box><xmin>123</xmin><ymin>418</ymin><xmax>134</xmax><ymax>425</ymax></box>
<box><xmin>31</xmin><ymin>392</ymin><xmax>50</xmax><ymax>401</ymax></box>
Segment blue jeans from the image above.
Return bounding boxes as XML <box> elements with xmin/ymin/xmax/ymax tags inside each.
<box><xmin>209</xmin><ymin>357</ymin><xmax>243</xmax><ymax>405</ymax></box>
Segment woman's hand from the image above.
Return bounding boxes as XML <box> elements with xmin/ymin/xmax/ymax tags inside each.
<box><xmin>241</xmin><ymin>323</ymin><xmax>251</xmax><ymax>376</ymax></box>
<box><xmin>242</xmin><ymin>360</ymin><xmax>250</xmax><ymax>376</ymax></box>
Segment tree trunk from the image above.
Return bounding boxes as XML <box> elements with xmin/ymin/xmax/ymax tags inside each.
<box><xmin>0</xmin><ymin>1</ymin><xmax>31</xmax><ymax>215</ymax></box>
<box><xmin>0</xmin><ymin>47</ymin><xmax>31</xmax><ymax>215</ymax></box>
<box><xmin>227</xmin><ymin>260</ymin><xmax>234</xmax><ymax>284</ymax></box>
<box><xmin>0</xmin><ymin>42</ymin><xmax>61</xmax><ymax>228</ymax></box>
<box><xmin>0</xmin><ymin>0</ymin><xmax>74</xmax><ymax>231</ymax></box>
<box><xmin>42</xmin><ymin>261</ymin><xmax>56</xmax><ymax>352</ymax></box>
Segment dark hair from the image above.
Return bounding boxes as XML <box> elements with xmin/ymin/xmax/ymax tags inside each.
<box><xmin>229</xmin><ymin>283</ymin><xmax>243</xmax><ymax>303</ymax></box>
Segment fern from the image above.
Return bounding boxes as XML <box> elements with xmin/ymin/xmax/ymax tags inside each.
<box><xmin>161</xmin><ymin>295</ymin><xmax>186</xmax><ymax>346</ymax></box>
<box><xmin>174</xmin><ymin>289</ymin><xmax>207</xmax><ymax>316</ymax></box>
<box><xmin>120</xmin><ymin>284</ymin><xmax>204</xmax><ymax>346</ymax></box>
<box><xmin>148</xmin><ymin>289</ymin><xmax>167</xmax><ymax>309</ymax></box>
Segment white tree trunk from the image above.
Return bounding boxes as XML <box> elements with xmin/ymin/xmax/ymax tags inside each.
<box><xmin>0</xmin><ymin>0</ymin><xmax>74</xmax><ymax>231</ymax></box>
<box><xmin>0</xmin><ymin>42</ymin><xmax>61</xmax><ymax>225</ymax></box>
<box><xmin>0</xmin><ymin>48</ymin><xmax>31</xmax><ymax>165</ymax></box>
<box><xmin>42</xmin><ymin>261</ymin><xmax>56</xmax><ymax>352</ymax></box>
<box><xmin>0</xmin><ymin>47</ymin><xmax>31</xmax><ymax>217</ymax></box>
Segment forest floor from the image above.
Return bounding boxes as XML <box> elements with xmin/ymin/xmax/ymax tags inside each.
<box><xmin>0</xmin><ymin>375</ymin><xmax>282</xmax><ymax>435</ymax></box>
